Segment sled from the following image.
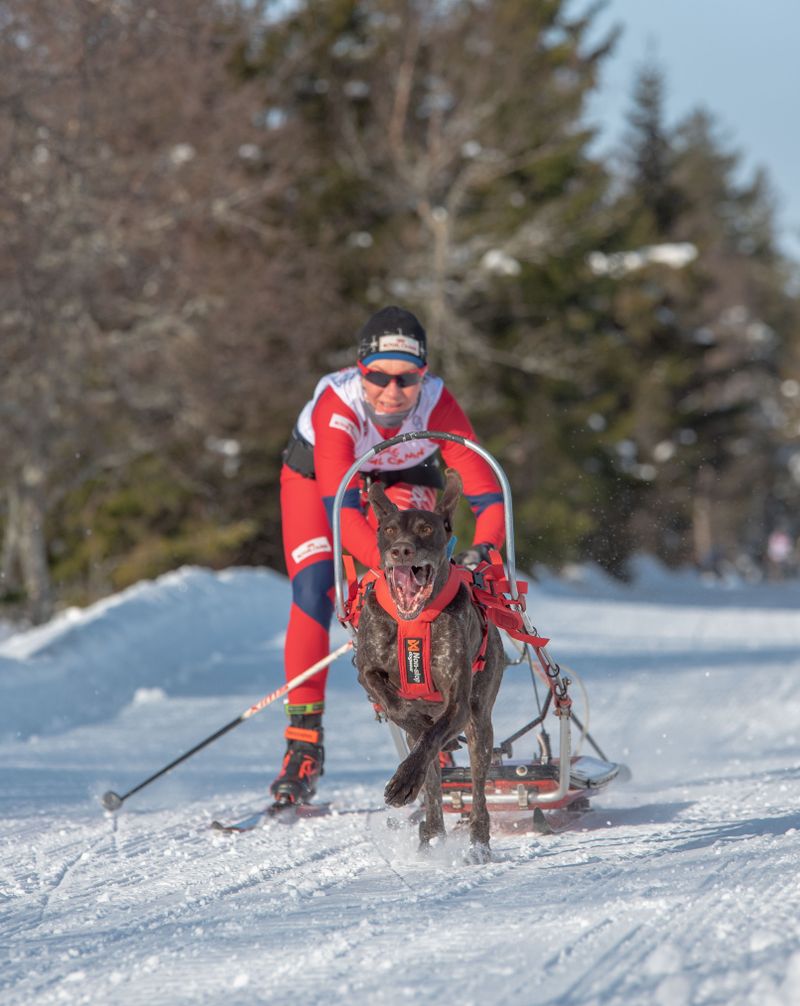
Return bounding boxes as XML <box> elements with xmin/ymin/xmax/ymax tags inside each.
<box><xmin>441</xmin><ymin>757</ymin><xmax>620</xmax><ymax>815</ymax></box>
<box><xmin>331</xmin><ymin>430</ymin><xmax>623</xmax><ymax>821</ymax></box>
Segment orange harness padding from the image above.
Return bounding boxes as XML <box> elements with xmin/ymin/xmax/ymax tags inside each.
<box><xmin>341</xmin><ymin>551</ymin><xmax>549</xmax><ymax>703</ymax></box>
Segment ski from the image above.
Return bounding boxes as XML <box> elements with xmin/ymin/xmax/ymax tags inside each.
<box><xmin>210</xmin><ymin>802</ymin><xmax>333</xmax><ymax>833</ymax></box>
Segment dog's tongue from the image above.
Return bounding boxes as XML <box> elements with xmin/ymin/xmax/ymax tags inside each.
<box><xmin>389</xmin><ymin>565</ymin><xmax>432</xmax><ymax>618</ymax></box>
<box><xmin>391</xmin><ymin>566</ymin><xmax>416</xmax><ymax>610</ymax></box>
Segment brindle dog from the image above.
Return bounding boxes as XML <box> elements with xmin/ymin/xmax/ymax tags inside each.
<box><xmin>356</xmin><ymin>469</ymin><xmax>505</xmax><ymax>862</ymax></box>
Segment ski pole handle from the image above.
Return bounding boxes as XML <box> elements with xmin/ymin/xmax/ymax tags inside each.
<box><xmin>100</xmin><ymin>640</ymin><xmax>353</xmax><ymax>811</ymax></box>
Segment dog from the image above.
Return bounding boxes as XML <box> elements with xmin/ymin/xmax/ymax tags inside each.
<box><xmin>355</xmin><ymin>468</ymin><xmax>505</xmax><ymax>862</ymax></box>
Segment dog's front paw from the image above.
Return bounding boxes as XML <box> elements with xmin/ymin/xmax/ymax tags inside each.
<box><xmin>463</xmin><ymin>841</ymin><xmax>492</xmax><ymax>866</ymax></box>
<box><xmin>384</xmin><ymin>763</ymin><xmax>425</xmax><ymax>807</ymax></box>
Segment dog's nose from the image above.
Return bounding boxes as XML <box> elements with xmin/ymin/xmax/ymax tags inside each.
<box><xmin>389</xmin><ymin>543</ymin><xmax>415</xmax><ymax>562</ymax></box>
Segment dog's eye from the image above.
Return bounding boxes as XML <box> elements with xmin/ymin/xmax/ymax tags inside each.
<box><xmin>383</xmin><ymin>525</ymin><xmax>398</xmax><ymax>537</ymax></box>
<box><xmin>417</xmin><ymin>523</ymin><xmax>433</xmax><ymax>536</ymax></box>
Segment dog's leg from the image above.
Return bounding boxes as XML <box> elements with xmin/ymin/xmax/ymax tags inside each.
<box><xmin>418</xmin><ymin>757</ymin><xmax>445</xmax><ymax>850</ymax></box>
<box><xmin>464</xmin><ymin>707</ymin><xmax>494</xmax><ymax>863</ymax></box>
<box><xmin>384</xmin><ymin>691</ymin><xmax>470</xmax><ymax>808</ymax></box>
<box><xmin>384</xmin><ymin>632</ymin><xmax>474</xmax><ymax>808</ymax></box>
<box><xmin>463</xmin><ymin>631</ymin><xmax>505</xmax><ymax>863</ymax></box>
<box><xmin>359</xmin><ymin>667</ymin><xmax>403</xmax><ymax>719</ymax></box>
<box><xmin>359</xmin><ymin>669</ymin><xmax>437</xmax><ymax>734</ymax></box>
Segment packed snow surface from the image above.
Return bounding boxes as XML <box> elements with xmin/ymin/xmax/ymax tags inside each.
<box><xmin>1</xmin><ymin>561</ymin><xmax>799</xmax><ymax>1005</ymax></box>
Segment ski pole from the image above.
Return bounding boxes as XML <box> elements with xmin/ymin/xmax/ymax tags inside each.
<box><xmin>100</xmin><ymin>640</ymin><xmax>353</xmax><ymax>812</ymax></box>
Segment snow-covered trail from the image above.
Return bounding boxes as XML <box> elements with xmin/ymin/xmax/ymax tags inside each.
<box><xmin>1</xmin><ymin>564</ymin><xmax>800</xmax><ymax>1005</ymax></box>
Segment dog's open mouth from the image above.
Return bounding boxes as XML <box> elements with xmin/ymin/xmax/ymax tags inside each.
<box><xmin>387</xmin><ymin>563</ymin><xmax>435</xmax><ymax>619</ymax></box>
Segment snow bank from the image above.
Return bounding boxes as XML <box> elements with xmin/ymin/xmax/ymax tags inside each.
<box><xmin>0</xmin><ymin>566</ymin><xmax>292</xmax><ymax>740</ymax></box>
<box><xmin>2</xmin><ymin>555</ymin><xmax>797</xmax><ymax>742</ymax></box>
<box><xmin>534</xmin><ymin>552</ymin><xmax>800</xmax><ymax>610</ymax></box>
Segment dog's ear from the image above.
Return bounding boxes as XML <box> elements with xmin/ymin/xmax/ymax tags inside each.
<box><xmin>368</xmin><ymin>481</ymin><xmax>399</xmax><ymax>523</ymax></box>
<box><xmin>435</xmin><ymin>468</ymin><xmax>462</xmax><ymax>529</ymax></box>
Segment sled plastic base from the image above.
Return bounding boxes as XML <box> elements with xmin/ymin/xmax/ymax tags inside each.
<box><xmin>441</xmin><ymin>755</ymin><xmax>620</xmax><ymax>813</ymax></box>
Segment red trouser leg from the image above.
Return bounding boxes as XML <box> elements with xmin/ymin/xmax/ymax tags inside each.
<box><xmin>280</xmin><ymin>471</ymin><xmax>437</xmax><ymax>709</ymax></box>
<box><xmin>280</xmin><ymin>465</ymin><xmax>335</xmax><ymax>712</ymax></box>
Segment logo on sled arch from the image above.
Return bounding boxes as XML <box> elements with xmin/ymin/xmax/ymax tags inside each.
<box><xmin>403</xmin><ymin>638</ymin><xmax>425</xmax><ymax>685</ymax></box>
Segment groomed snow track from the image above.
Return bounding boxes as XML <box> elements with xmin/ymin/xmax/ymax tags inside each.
<box><xmin>2</xmin><ymin>564</ymin><xmax>800</xmax><ymax>1005</ymax></box>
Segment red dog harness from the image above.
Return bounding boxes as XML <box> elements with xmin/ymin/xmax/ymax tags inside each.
<box><xmin>374</xmin><ymin>564</ymin><xmax>486</xmax><ymax>701</ymax></box>
<box><xmin>341</xmin><ymin>551</ymin><xmax>549</xmax><ymax>703</ymax></box>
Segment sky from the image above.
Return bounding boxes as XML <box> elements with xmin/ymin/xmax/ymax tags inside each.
<box><xmin>585</xmin><ymin>0</ymin><xmax>800</xmax><ymax>262</ymax></box>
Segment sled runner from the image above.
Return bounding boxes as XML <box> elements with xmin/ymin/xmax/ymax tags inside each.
<box><xmin>332</xmin><ymin>430</ymin><xmax>623</xmax><ymax>827</ymax></box>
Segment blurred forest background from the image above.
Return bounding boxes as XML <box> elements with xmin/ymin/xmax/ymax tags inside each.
<box><xmin>2</xmin><ymin>0</ymin><xmax>799</xmax><ymax>624</ymax></box>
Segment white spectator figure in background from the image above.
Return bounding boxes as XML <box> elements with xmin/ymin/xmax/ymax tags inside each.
<box><xmin>766</xmin><ymin>527</ymin><xmax>793</xmax><ymax>581</ymax></box>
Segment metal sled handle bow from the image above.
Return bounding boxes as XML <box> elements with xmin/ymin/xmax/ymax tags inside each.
<box><xmin>332</xmin><ymin>430</ymin><xmax>518</xmax><ymax>621</ymax></box>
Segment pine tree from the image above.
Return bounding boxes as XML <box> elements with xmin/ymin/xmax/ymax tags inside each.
<box><xmin>624</xmin><ymin>64</ymin><xmax>684</xmax><ymax>237</ymax></box>
<box><xmin>248</xmin><ymin>0</ymin><xmax>624</xmax><ymax>569</ymax></box>
<box><xmin>605</xmin><ymin>68</ymin><xmax>799</xmax><ymax>573</ymax></box>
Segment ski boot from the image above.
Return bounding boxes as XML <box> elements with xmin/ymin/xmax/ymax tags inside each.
<box><xmin>270</xmin><ymin>712</ymin><xmax>324</xmax><ymax>809</ymax></box>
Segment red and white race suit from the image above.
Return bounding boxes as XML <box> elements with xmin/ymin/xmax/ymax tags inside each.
<box><xmin>280</xmin><ymin>367</ymin><xmax>504</xmax><ymax>711</ymax></box>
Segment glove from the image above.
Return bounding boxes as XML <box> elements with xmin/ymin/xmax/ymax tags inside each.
<box><xmin>453</xmin><ymin>543</ymin><xmax>493</xmax><ymax>570</ymax></box>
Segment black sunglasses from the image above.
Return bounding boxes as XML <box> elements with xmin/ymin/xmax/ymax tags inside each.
<box><xmin>357</xmin><ymin>362</ymin><xmax>426</xmax><ymax>388</ymax></box>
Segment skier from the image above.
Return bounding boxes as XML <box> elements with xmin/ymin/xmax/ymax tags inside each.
<box><xmin>271</xmin><ymin>305</ymin><xmax>505</xmax><ymax>807</ymax></box>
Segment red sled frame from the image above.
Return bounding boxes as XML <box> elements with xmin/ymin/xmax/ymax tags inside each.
<box><xmin>332</xmin><ymin>430</ymin><xmax>620</xmax><ymax>815</ymax></box>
